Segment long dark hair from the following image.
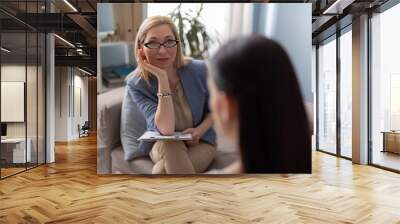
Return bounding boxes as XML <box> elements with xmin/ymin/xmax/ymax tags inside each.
<box><xmin>210</xmin><ymin>35</ymin><xmax>311</xmax><ymax>173</ymax></box>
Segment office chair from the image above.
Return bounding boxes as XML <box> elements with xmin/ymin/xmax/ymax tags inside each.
<box><xmin>79</xmin><ymin>121</ymin><xmax>90</xmax><ymax>138</ymax></box>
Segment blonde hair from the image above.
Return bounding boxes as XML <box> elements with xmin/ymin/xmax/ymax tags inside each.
<box><xmin>129</xmin><ymin>16</ymin><xmax>190</xmax><ymax>84</ymax></box>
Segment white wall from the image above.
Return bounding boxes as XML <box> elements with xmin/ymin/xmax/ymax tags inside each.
<box><xmin>79</xmin><ymin>75</ymin><xmax>89</xmax><ymax>124</ymax></box>
<box><xmin>1</xmin><ymin>65</ymin><xmax>40</xmax><ymax>137</ymax></box>
<box><xmin>1</xmin><ymin>66</ymin><xmax>26</xmax><ymax>127</ymax></box>
<box><xmin>55</xmin><ymin>66</ymin><xmax>69</xmax><ymax>141</ymax></box>
<box><xmin>55</xmin><ymin>67</ymin><xmax>89</xmax><ymax>141</ymax></box>
<box><xmin>2</xmin><ymin>63</ymin><xmax>46</xmax><ymax>164</ymax></box>
<box><xmin>71</xmin><ymin>73</ymin><xmax>89</xmax><ymax>138</ymax></box>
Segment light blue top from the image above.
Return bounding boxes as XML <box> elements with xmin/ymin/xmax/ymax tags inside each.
<box><xmin>126</xmin><ymin>59</ymin><xmax>217</xmax><ymax>154</ymax></box>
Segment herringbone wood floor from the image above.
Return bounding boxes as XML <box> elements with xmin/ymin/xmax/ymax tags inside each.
<box><xmin>1</xmin><ymin>134</ymin><xmax>400</xmax><ymax>223</ymax></box>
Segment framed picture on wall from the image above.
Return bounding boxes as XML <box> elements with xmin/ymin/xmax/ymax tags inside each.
<box><xmin>1</xmin><ymin>81</ymin><xmax>25</xmax><ymax>122</ymax></box>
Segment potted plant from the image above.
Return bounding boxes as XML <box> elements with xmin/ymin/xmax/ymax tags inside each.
<box><xmin>169</xmin><ymin>4</ymin><xmax>218</xmax><ymax>59</ymax></box>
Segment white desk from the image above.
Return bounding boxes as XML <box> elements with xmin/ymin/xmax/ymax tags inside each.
<box><xmin>1</xmin><ymin>138</ymin><xmax>31</xmax><ymax>163</ymax></box>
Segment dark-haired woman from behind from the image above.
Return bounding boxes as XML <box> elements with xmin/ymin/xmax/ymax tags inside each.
<box><xmin>207</xmin><ymin>35</ymin><xmax>311</xmax><ymax>173</ymax></box>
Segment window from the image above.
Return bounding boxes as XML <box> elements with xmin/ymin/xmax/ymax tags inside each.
<box><xmin>147</xmin><ymin>3</ymin><xmax>229</xmax><ymax>56</ymax></box>
<box><xmin>339</xmin><ymin>28</ymin><xmax>352</xmax><ymax>158</ymax></box>
<box><xmin>370</xmin><ymin>2</ymin><xmax>400</xmax><ymax>171</ymax></box>
<box><xmin>0</xmin><ymin>1</ymin><xmax>46</xmax><ymax>179</ymax></box>
<box><xmin>317</xmin><ymin>35</ymin><xmax>337</xmax><ymax>155</ymax></box>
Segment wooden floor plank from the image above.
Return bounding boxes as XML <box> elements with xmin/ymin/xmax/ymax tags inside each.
<box><xmin>0</xmin><ymin>134</ymin><xmax>399</xmax><ymax>223</ymax></box>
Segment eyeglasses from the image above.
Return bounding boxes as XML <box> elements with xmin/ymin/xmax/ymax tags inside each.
<box><xmin>143</xmin><ymin>39</ymin><xmax>179</xmax><ymax>49</ymax></box>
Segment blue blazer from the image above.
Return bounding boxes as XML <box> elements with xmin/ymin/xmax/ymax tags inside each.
<box><xmin>127</xmin><ymin>59</ymin><xmax>217</xmax><ymax>154</ymax></box>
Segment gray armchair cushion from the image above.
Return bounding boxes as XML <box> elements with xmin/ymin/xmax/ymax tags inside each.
<box><xmin>120</xmin><ymin>87</ymin><xmax>147</xmax><ymax>160</ymax></box>
<box><xmin>97</xmin><ymin>86</ymin><xmax>125</xmax><ymax>173</ymax></box>
<box><xmin>111</xmin><ymin>147</ymin><xmax>153</xmax><ymax>174</ymax></box>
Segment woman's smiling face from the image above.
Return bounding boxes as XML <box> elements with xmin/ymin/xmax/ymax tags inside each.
<box><xmin>141</xmin><ymin>24</ymin><xmax>178</xmax><ymax>69</ymax></box>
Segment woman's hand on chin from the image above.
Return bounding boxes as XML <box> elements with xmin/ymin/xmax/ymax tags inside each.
<box><xmin>136</xmin><ymin>49</ymin><xmax>167</xmax><ymax>80</ymax></box>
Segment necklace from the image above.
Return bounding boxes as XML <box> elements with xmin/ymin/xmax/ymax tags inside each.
<box><xmin>171</xmin><ymin>81</ymin><xmax>180</xmax><ymax>94</ymax></box>
<box><xmin>169</xmin><ymin>76</ymin><xmax>180</xmax><ymax>93</ymax></box>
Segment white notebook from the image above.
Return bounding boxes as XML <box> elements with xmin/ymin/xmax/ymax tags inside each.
<box><xmin>138</xmin><ymin>131</ymin><xmax>192</xmax><ymax>141</ymax></box>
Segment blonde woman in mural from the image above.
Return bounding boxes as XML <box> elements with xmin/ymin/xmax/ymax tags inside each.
<box><xmin>126</xmin><ymin>16</ymin><xmax>216</xmax><ymax>174</ymax></box>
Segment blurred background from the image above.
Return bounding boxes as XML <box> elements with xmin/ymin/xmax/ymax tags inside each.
<box><xmin>97</xmin><ymin>3</ymin><xmax>312</xmax><ymax>109</ymax></box>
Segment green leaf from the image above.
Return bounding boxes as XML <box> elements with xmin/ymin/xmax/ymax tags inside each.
<box><xmin>168</xmin><ymin>3</ymin><xmax>216</xmax><ymax>59</ymax></box>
